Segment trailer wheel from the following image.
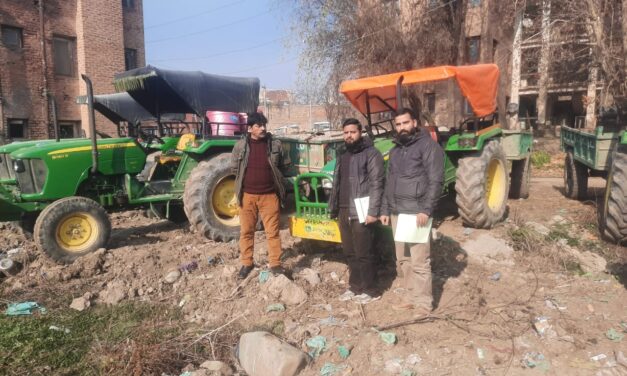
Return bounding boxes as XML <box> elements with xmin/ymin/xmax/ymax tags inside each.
<box><xmin>34</xmin><ymin>196</ymin><xmax>111</xmax><ymax>263</ymax></box>
<box><xmin>564</xmin><ymin>150</ymin><xmax>588</xmax><ymax>200</ymax></box>
<box><xmin>184</xmin><ymin>153</ymin><xmax>240</xmax><ymax>242</ymax></box>
<box><xmin>509</xmin><ymin>156</ymin><xmax>531</xmax><ymax>199</ymax></box>
<box><xmin>600</xmin><ymin>147</ymin><xmax>627</xmax><ymax>244</ymax></box>
<box><xmin>456</xmin><ymin>140</ymin><xmax>509</xmax><ymax>228</ymax></box>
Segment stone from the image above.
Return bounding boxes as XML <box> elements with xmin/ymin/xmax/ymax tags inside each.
<box><xmin>164</xmin><ymin>269</ymin><xmax>181</xmax><ymax>284</ymax></box>
<box><xmin>237</xmin><ymin>332</ymin><xmax>309</xmax><ymax>376</ymax></box>
<box><xmin>264</xmin><ymin>274</ymin><xmax>307</xmax><ymax>306</ymax></box>
<box><xmin>199</xmin><ymin>360</ymin><xmax>233</xmax><ymax>375</ymax></box>
<box><xmin>462</xmin><ymin>233</ymin><xmax>514</xmax><ymax>264</ymax></box>
<box><xmin>562</xmin><ymin>246</ymin><xmax>607</xmax><ymax>273</ymax></box>
<box><xmin>297</xmin><ymin>268</ymin><xmax>321</xmax><ymax>286</ymax></box>
<box><xmin>70</xmin><ymin>296</ymin><xmax>90</xmax><ymax>311</ymax></box>
<box><xmin>100</xmin><ymin>281</ymin><xmax>126</xmax><ymax>305</ymax></box>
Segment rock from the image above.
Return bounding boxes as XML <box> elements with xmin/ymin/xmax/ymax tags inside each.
<box><xmin>237</xmin><ymin>332</ymin><xmax>309</xmax><ymax>376</ymax></box>
<box><xmin>297</xmin><ymin>268</ymin><xmax>321</xmax><ymax>286</ymax></box>
<box><xmin>70</xmin><ymin>296</ymin><xmax>90</xmax><ymax>311</ymax></box>
<box><xmin>164</xmin><ymin>269</ymin><xmax>181</xmax><ymax>284</ymax></box>
<box><xmin>200</xmin><ymin>360</ymin><xmax>233</xmax><ymax>375</ymax></box>
<box><xmin>189</xmin><ymin>370</ymin><xmax>208</xmax><ymax>376</ymax></box>
<box><xmin>462</xmin><ymin>233</ymin><xmax>513</xmax><ymax>264</ymax></box>
<box><xmin>549</xmin><ymin>215</ymin><xmax>567</xmax><ymax>224</ymax></box>
<box><xmin>562</xmin><ymin>247</ymin><xmax>607</xmax><ymax>273</ymax></box>
<box><xmin>525</xmin><ymin>221</ymin><xmax>550</xmax><ymax>236</ymax></box>
<box><xmin>264</xmin><ymin>274</ymin><xmax>307</xmax><ymax>306</ymax></box>
<box><xmin>100</xmin><ymin>281</ymin><xmax>126</xmax><ymax>305</ymax></box>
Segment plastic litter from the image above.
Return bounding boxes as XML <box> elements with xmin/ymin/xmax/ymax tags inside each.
<box><xmin>489</xmin><ymin>272</ymin><xmax>501</xmax><ymax>281</ymax></box>
<box><xmin>306</xmin><ymin>335</ymin><xmax>327</xmax><ymax>358</ymax></box>
<box><xmin>590</xmin><ymin>353</ymin><xmax>607</xmax><ymax>361</ymax></box>
<box><xmin>179</xmin><ymin>261</ymin><xmax>198</xmax><ymax>273</ymax></box>
<box><xmin>606</xmin><ymin>328</ymin><xmax>624</xmax><ymax>342</ymax></box>
<box><xmin>476</xmin><ymin>348</ymin><xmax>486</xmax><ymax>360</ymax></box>
<box><xmin>533</xmin><ymin>316</ymin><xmax>552</xmax><ymax>337</ymax></box>
<box><xmin>319</xmin><ymin>316</ymin><xmax>347</xmax><ymax>327</ymax></box>
<box><xmin>179</xmin><ymin>372</ymin><xmax>192</xmax><ymax>376</ymax></box>
<box><xmin>521</xmin><ymin>352</ymin><xmax>549</xmax><ymax>370</ymax></box>
<box><xmin>545</xmin><ymin>299</ymin><xmax>566</xmax><ymax>311</ymax></box>
<box><xmin>5</xmin><ymin>302</ymin><xmax>46</xmax><ymax>316</ymax></box>
<box><xmin>207</xmin><ymin>256</ymin><xmax>223</xmax><ymax>265</ymax></box>
<box><xmin>320</xmin><ymin>362</ymin><xmax>347</xmax><ymax>376</ymax></box>
<box><xmin>266</xmin><ymin>303</ymin><xmax>286</xmax><ymax>312</ymax></box>
<box><xmin>378</xmin><ymin>331</ymin><xmax>397</xmax><ymax>345</ymax></box>
<box><xmin>337</xmin><ymin>344</ymin><xmax>351</xmax><ymax>359</ymax></box>
<box><xmin>49</xmin><ymin>325</ymin><xmax>70</xmax><ymax>334</ymax></box>
<box><xmin>463</xmin><ymin>227</ymin><xmax>473</xmax><ymax>236</ymax></box>
<box><xmin>258</xmin><ymin>270</ymin><xmax>270</xmax><ymax>284</ymax></box>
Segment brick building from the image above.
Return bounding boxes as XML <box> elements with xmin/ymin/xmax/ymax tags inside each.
<box><xmin>0</xmin><ymin>0</ymin><xmax>145</xmax><ymax>142</ymax></box>
<box><xmin>258</xmin><ymin>88</ymin><xmax>329</xmax><ymax>132</ymax></box>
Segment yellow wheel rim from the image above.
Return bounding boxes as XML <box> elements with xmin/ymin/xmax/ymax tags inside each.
<box><xmin>55</xmin><ymin>212</ymin><xmax>99</xmax><ymax>253</ymax></box>
<box><xmin>211</xmin><ymin>176</ymin><xmax>239</xmax><ymax>226</ymax></box>
<box><xmin>486</xmin><ymin>159</ymin><xmax>507</xmax><ymax>212</ymax></box>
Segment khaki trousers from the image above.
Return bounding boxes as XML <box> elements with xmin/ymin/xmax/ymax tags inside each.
<box><xmin>239</xmin><ymin>192</ymin><xmax>282</xmax><ymax>267</ymax></box>
<box><xmin>391</xmin><ymin>214</ymin><xmax>433</xmax><ymax>309</ymax></box>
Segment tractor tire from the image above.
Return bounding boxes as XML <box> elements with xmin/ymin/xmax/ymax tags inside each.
<box><xmin>600</xmin><ymin>148</ymin><xmax>627</xmax><ymax>244</ymax></box>
<box><xmin>455</xmin><ymin>140</ymin><xmax>509</xmax><ymax>228</ymax></box>
<box><xmin>183</xmin><ymin>153</ymin><xmax>240</xmax><ymax>242</ymax></box>
<box><xmin>509</xmin><ymin>156</ymin><xmax>531</xmax><ymax>199</ymax></box>
<box><xmin>150</xmin><ymin>202</ymin><xmax>188</xmax><ymax>224</ymax></box>
<box><xmin>564</xmin><ymin>150</ymin><xmax>588</xmax><ymax>200</ymax></box>
<box><xmin>34</xmin><ymin>196</ymin><xmax>111</xmax><ymax>263</ymax></box>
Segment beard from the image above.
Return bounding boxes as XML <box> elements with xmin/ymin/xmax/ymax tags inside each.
<box><xmin>397</xmin><ymin>127</ymin><xmax>416</xmax><ymax>144</ymax></box>
<box><xmin>345</xmin><ymin>137</ymin><xmax>363</xmax><ymax>151</ymax></box>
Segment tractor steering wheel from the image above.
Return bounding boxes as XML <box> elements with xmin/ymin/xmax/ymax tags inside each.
<box><xmin>138</xmin><ymin>129</ymin><xmax>165</xmax><ymax>145</ymax></box>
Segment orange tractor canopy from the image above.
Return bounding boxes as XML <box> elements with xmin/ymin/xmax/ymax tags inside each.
<box><xmin>339</xmin><ymin>64</ymin><xmax>499</xmax><ymax>118</ymax></box>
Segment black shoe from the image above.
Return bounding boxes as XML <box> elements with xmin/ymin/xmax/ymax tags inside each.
<box><xmin>238</xmin><ymin>265</ymin><xmax>254</xmax><ymax>279</ymax></box>
<box><xmin>270</xmin><ymin>266</ymin><xmax>287</xmax><ymax>276</ymax></box>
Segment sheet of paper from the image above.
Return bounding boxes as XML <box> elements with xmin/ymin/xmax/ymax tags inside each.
<box><xmin>353</xmin><ymin>196</ymin><xmax>370</xmax><ymax>223</ymax></box>
<box><xmin>394</xmin><ymin>214</ymin><xmax>432</xmax><ymax>243</ymax></box>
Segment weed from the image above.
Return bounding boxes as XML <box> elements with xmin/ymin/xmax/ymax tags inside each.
<box><xmin>531</xmin><ymin>150</ymin><xmax>551</xmax><ymax>168</ymax></box>
<box><xmin>546</xmin><ymin>223</ymin><xmax>580</xmax><ymax>246</ymax></box>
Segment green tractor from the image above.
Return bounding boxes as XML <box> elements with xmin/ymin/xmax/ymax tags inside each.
<box><xmin>289</xmin><ymin>64</ymin><xmax>533</xmax><ymax>243</ymax></box>
<box><xmin>0</xmin><ymin>66</ymin><xmax>261</xmax><ymax>262</ymax></box>
<box><xmin>560</xmin><ymin>106</ymin><xmax>626</xmax><ymax>244</ymax></box>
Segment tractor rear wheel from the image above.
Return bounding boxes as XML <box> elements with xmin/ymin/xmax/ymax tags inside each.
<box><xmin>600</xmin><ymin>147</ymin><xmax>627</xmax><ymax>244</ymax></box>
<box><xmin>34</xmin><ymin>196</ymin><xmax>111</xmax><ymax>263</ymax></box>
<box><xmin>509</xmin><ymin>156</ymin><xmax>531</xmax><ymax>199</ymax></box>
<box><xmin>455</xmin><ymin>140</ymin><xmax>509</xmax><ymax>228</ymax></box>
<box><xmin>183</xmin><ymin>153</ymin><xmax>240</xmax><ymax>242</ymax></box>
<box><xmin>564</xmin><ymin>150</ymin><xmax>588</xmax><ymax>200</ymax></box>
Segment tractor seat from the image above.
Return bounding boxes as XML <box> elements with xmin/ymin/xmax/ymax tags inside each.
<box><xmin>157</xmin><ymin>134</ymin><xmax>197</xmax><ymax>165</ymax></box>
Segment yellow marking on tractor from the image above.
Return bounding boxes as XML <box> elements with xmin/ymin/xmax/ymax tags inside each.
<box><xmin>48</xmin><ymin>142</ymin><xmax>136</xmax><ymax>155</ymax></box>
<box><xmin>289</xmin><ymin>216</ymin><xmax>342</xmax><ymax>243</ymax></box>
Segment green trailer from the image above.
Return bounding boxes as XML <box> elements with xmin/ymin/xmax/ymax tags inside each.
<box><xmin>560</xmin><ymin>111</ymin><xmax>626</xmax><ymax>244</ymax></box>
<box><xmin>289</xmin><ymin>64</ymin><xmax>533</xmax><ymax>243</ymax></box>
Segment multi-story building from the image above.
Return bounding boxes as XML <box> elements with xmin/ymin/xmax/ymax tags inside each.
<box><xmin>0</xmin><ymin>0</ymin><xmax>145</xmax><ymax>142</ymax></box>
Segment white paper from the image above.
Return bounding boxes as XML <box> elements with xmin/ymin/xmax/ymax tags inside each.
<box><xmin>394</xmin><ymin>214</ymin><xmax>432</xmax><ymax>243</ymax></box>
<box><xmin>353</xmin><ymin>196</ymin><xmax>370</xmax><ymax>223</ymax></box>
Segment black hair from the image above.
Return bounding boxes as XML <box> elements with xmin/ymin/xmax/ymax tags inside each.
<box><xmin>247</xmin><ymin>112</ymin><xmax>268</xmax><ymax>127</ymax></box>
<box><xmin>342</xmin><ymin>118</ymin><xmax>362</xmax><ymax>131</ymax></box>
<box><xmin>394</xmin><ymin>107</ymin><xmax>417</xmax><ymax>120</ymax></box>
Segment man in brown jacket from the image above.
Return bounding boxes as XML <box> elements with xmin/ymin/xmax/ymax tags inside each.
<box><xmin>231</xmin><ymin>112</ymin><xmax>287</xmax><ymax>279</ymax></box>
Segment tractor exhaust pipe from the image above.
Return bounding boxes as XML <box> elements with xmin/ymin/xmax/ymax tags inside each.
<box><xmin>81</xmin><ymin>74</ymin><xmax>98</xmax><ymax>174</ymax></box>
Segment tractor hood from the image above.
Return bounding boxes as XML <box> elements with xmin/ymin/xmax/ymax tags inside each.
<box><xmin>113</xmin><ymin>65</ymin><xmax>260</xmax><ymax>117</ymax></box>
<box><xmin>10</xmin><ymin>137</ymin><xmax>138</xmax><ymax>160</ymax></box>
<box><xmin>0</xmin><ymin>139</ymin><xmax>78</xmax><ymax>154</ymax></box>
<box><xmin>340</xmin><ymin>64</ymin><xmax>499</xmax><ymax>117</ymax></box>
<box><xmin>76</xmin><ymin>92</ymin><xmax>185</xmax><ymax>125</ymax></box>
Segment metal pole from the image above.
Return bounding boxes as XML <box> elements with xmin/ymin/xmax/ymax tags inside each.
<box><xmin>81</xmin><ymin>75</ymin><xmax>98</xmax><ymax>174</ymax></box>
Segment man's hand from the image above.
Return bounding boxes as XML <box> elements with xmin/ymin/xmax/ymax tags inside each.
<box><xmin>416</xmin><ymin>213</ymin><xmax>430</xmax><ymax>227</ymax></box>
<box><xmin>379</xmin><ymin>215</ymin><xmax>390</xmax><ymax>226</ymax></box>
<box><xmin>365</xmin><ymin>215</ymin><xmax>378</xmax><ymax>225</ymax></box>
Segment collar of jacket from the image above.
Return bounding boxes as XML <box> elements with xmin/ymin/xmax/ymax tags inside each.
<box><xmin>393</xmin><ymin>128</ymin><xmax>428</xmax><ymax>147</ymax></box>
<box><xmin>338</xmin><ymin>136</ymin><xmax>373</xmax><ymax>155</ymax></box>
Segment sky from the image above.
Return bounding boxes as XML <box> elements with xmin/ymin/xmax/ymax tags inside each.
<box><xmin>143</xmin><ymin>0</ymin><xmax>300</xmax><ymax>90</ymax></box>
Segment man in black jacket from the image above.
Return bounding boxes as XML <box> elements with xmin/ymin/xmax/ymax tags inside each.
<box><xmin>329</xmin><ymin>118</ymin><xmax>385</xmax><ymax>304</ymax></box>
<box><xmin>380</xmin><ymin>108</ymin><xmax>445</xmax><ymax>313</ymax></box>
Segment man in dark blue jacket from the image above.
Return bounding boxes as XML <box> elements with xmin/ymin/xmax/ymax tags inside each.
<box><xmin>380</xmin><ymin>108</ymin><xmax>445</xmax><ymax>313</ymax></box>
<box><xmin>329</xmin><ymin>118</ymin><xmax>385</xmax><ymax>304</ymax></box>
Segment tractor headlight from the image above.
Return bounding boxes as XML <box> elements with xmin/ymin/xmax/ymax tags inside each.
<box><xmin>13</xmin><ymin>159</ymin><xmax>25</xmax><ymax>173</ymax></box>
<box><xmin>321</xmin><ymin>178</ymin><xmax>333</xmax><ymax>189</ymax></box>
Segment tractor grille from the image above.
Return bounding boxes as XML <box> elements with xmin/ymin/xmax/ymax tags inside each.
<box><xmin>0</xmin><ymin>154</ymin><xmax>11</xmax><ymax>180</ymax></box>
<box><xmin>15</xmin><ymin>159</ymin><xmax>47</xmax><ymax>194</ymax></box>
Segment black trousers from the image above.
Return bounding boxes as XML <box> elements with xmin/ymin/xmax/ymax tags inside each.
<box><xmin>338</xmin><ymin>208</ymin><xmax>376</xmax><ymax>294</ymax></box>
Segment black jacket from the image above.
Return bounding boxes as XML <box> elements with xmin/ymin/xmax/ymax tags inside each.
<box><xmin>381</xmin><ymin>129</ymin><xmax>445</xmax><ymax>216</ymax></box>
<box><xmin>328</xmin><ymin>137</ymin><xmax>385</xmax><ymax>219</ymax></box>
<box><xmin>231</xmin><ymin>133</ymin><xmax>287</xmax><ymax>206</ymax></box>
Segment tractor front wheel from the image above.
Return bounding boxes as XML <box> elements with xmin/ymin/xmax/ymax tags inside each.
<box><xmin>600</xmin><ymin>147</ymin><xmax>627</xmax><ymax>244</ymax></box>
<box><xmin>183</xmin><ymin>153</ymin><xmax>240</xmax><ymax>242</ymax></box>
<box><xmin>34</xmin><ymin>196</ymin><xmax>111</xmax><ymax>263</ymax></box>
<box><xmin>564</xmin><ymin>150</ymin><xmax>588</xmax><ymax>200</ymax></box>
<box><xmin>455</xmin><ymin>140</ymin><xmax>509</xmax><ymax>228</ymax></box>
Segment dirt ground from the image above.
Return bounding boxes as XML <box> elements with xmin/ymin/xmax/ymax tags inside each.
<box><xmin>1</xmin><ymin>138</ymin><xmax>626</xmax><ymax>376</ymax></box>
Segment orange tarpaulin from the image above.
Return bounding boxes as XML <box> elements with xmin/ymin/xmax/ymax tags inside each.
<box><xmin>339</xmin><ymin>64</ymin><xmax>499</xmax><ymax>117</ymax></box>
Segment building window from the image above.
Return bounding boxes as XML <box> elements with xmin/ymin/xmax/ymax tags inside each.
<box><xmin>465</xmin><ymin>37</ymin><xmax>481</xmax><ymax>64</ymax></box>
<box><xmin>8</xmin><ymin>119</ymin><xmax>27</xmax><ymax>139</ymax></box>
<box><xmin>469</xmin><ymin>0</ymin><xmax>481</xmax><ymax>6</ymax></box>
<box><xmin>59</xmin><ymin>122</ymin><xmax>80</xmax><ymax>138</ymax></box>
<box><xmin>1</xmin><ymin>25</ymin><xmax>23</xmax><ymax>48</ymax></box>
<box><xmin>124</xmin><ymin>48</ymin><xmax>137</xmax><ymax>70</ymax></box>
<box><xmin>122</xmin><ymin>0</ymin><xmax>134</xmax><ymax>9</ymax></box>
<box><xmin>424</xmin><ymin>93</ymin><xmax>436</xmax><ymax>114</ymax></box>
<box><xmin>53</xmin><ymin>37</ymin><xmax>76</xmax><ymax>76</ymax></box>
